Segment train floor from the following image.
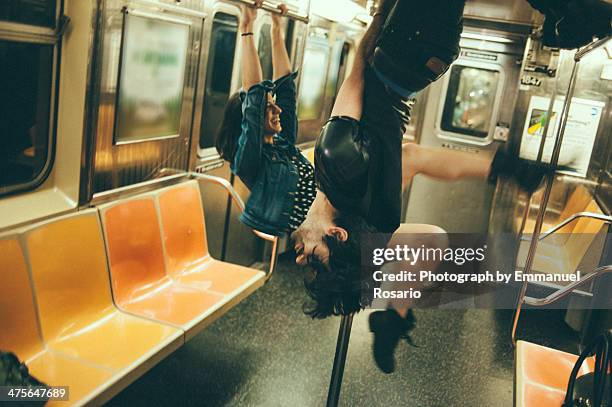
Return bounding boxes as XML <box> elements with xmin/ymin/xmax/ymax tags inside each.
<box><xmin>107</xmin><ymin>253</ymin><xmax>580</xmax><ymax>407</ymax></box>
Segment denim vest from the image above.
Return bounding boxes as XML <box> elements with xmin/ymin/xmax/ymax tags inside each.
<box><xmin>231</xmin><ymin>72</ymin><xmax>310</xmax><ymax>236</ymax></box>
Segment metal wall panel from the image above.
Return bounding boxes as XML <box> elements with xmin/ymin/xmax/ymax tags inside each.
<box><xmin>574</xmin><ymin>42</ymin><xmax>612</xmax><ymax>213</ymax></box>
<box><xmin>197</xmin><ymin>159</ymin><xmax>231</xmax><ymax>260</ymax></box>
<box><xmin>491</xmin><ymin>38</ymin><xmax>612</xmax><ymax>232</ymax></box>
<box><xmin>194</xmin><ymin>159</ymin><xmax>264</xmax><ymax>266</ymax></box>
<box><xmin>225</xmin><ymin>175</ymin><xmax>264</xmax><ymax>266</ymax></box>
<box><xmin>89</xmin><ymin>0</ymin><xmax>206</xmax><ymax>196</ymax></box>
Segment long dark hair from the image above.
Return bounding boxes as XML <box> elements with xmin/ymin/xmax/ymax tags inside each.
<box><xmin>215</xmin><ymin>92</ymin><xmax>243</xmax><ymax>162</ymax></box>
<box><xmin>302</xmin><ymin>213</ymin><xmax>381</xmax><ymax>319</ymax></box>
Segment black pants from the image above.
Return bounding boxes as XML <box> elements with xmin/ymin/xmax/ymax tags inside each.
<box><xmin>374</xmin><ymin>0</ymin><xmax>465</xmax><ymax>93</ymax></box>
<box><xmin>359</xmin><ymin>64</ymin><xmax>410</xmax><ymax>234</ymax></box>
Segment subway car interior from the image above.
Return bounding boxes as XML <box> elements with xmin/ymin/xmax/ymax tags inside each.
<box><xmin>0</xmin><ymin>0</ymin><xmax>611</xmax><ymax>406</ymax></box>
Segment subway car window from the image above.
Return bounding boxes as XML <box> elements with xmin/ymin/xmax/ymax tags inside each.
<box><xmin>114</xmin><ymin>14</ymin><xmax>189</xmax><ymax>144</ymax></box>
<box><xmin>0</xmin><ymin>0</ymin><xmax>57</xmax><ymax>27</ymax></box>
<box><xmin>284</xmin><ymin>19</ymin><xmax>294</xmax><ymax>58</ymax></box>
<box><xmin>441</xmin><ymin>65</ymin><xmax>501</xmax><ymax>138</ymax></box>
<box><xmin>258</xmin><ymin>23</ymin><xmax>273</xmax><ymax>80</ymax></box>
<box><xmin>297</xmin><ymin>35</ymin><xmax>329</xmax><ymax>121</ymax></box>
<box><xmin>0</xmin><ymin>40</ymin><xmax>54</xmax><ymax>195</ymax></box>
<box><xmin>210</xmin><ymin>16</ymin><xmax>238</xmax><ymax>94</ymax></box>
<box><xmin>326</xmin><ymin>41</ymin><xmax>350</xmax><ymax>104</ymax></box>
<box><xmin>199</xmin><ymin>12</ymin><xmax>238</xmax><ymax>150</ymax></box>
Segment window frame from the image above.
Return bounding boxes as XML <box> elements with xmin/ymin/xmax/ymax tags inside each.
<box><xmin>297</xmin><ymin>31</ymin><xmax>330</xmax><ymax>122</ymax></box>
<box><xmin>208</xmin><ymin>15</ymin><xmax>239</xmax><ymax>94</ymax></box>
<box><xmin>0</xmin><ymin>0</ymin><xmax>59</xmax><ymax>35</ymax></box>
<box><xmin>112</xmin><ymin>8</ymin><xmax>192</xmax><ymax>145</ymax></box>
<box><xmin>326</xmin><ymin>38</ymin><xmax>351</xmax><ymax>108</ymax></box>
<box><xmin>197</xmin><ymin>9</ymin><xmax>240</xmax><ymax>157</ymax></box>
<box><xmin>436</xmin><ymin>60</ymin><xmax>505</xmax><ymax>146</ymax></box>
<box><xmin>0</xmin><ymin>0</ymin><xmax>62</xmax><ymax>197</ymax></box>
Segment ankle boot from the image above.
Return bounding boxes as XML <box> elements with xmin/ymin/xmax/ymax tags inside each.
<box><xmin>368</xmin><ymin>309</ymin><xmax>417</xmax><ymax>374</ymax></box>
<box><xmin>488</xmin><ymin>149</ymin><xmax>571</xmax><ymax>194</ymax></box>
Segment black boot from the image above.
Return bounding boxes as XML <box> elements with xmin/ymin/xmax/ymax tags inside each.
<box><xmin>528</xmin><ymin>0</ymin><xmax>612</xmax><ymax>49</ymax></box>
<box><xmin>368</xmin><ymin>309</ymin><xmax>417</xmax><ymax>374</ymax></box>
<box><xmin>488</xmin><ymin>149</ymin><xmax>571</xmax><ymax>194</ymax></box>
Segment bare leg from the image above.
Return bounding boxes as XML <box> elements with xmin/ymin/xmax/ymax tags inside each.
<box><xmin>384</xmin><ymin>223</ymin><xmax>449</xmax><ymax>316</ymax></box>
<box><xmin>328</xmin><ymin>10</ymin><xmax>389</xmax><ymax>119</ymax></box>
<box><xmin>401</xmin><ymin>143</ymin><xmax>492</xmax><ymax>189</ymax></box>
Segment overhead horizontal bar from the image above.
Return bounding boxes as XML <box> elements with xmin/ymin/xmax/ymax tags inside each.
<box><xmin>228</xmin><ymin>0</ymin><xmax>310</xmax><ymax>23</ymax></box>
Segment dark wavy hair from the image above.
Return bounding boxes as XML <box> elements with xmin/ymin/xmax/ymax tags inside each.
<box><xmin>215</xmin><ymin>92</ymin><xmax>243</xmax><ymax>162</ymax></box>
<box><xmin>302</xmin><ymin>212</ymin><xmax>381</xmax><ymax>319</ymax></box>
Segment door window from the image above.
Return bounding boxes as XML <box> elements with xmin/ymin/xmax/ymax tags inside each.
<box><xmin>441</xmin><ymin>65</ymin><xmax>501</xmax><ymax>138</ymax></box>
<box><xmin>199</xmin><ymin>12</ymin><xmax>238</xmax><ymax>150</ymax></box>
<box><xmin>258</xmin><ymin>23</ymin><xmax>273</xmax><ymax>80</ymax></box>
<box><xmin>297</xmin><ymin>34</ymin><xmax>329</xmax><ymax>121</ymax></box>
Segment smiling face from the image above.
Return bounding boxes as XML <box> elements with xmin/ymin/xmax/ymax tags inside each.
<box><xmin>263</xmin><ymin>93</ymin><xmax>282</xmax><ymax>136</ymax></box>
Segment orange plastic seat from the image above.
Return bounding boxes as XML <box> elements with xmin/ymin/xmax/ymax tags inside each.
<box><xmin>157</xmin><ymin>181</ymin><xmax>265</xmax><ymax>296</ymax></box>
<box><xmin>517</xmin><ymin>200</ymin><xmax>604</xmax><ymax>275</ymax></box>
<box><xmin>515</xmin><ymin>340</ymin><xmax>594</xmax><ymax>407</ymax></box>
<box><xmin>0</xmin><ymin>236</ymin><xmax>43</xmax><ymax>360</ymax></box>
<box><xmin>522</xmin><ymin>382</ymin><xmax>566</xmax><ymax>407</ymax></box>
<box><xmin>24</xmin><ymin>211</ymin><xmax>183</xmax><ymax>378</ymax></box>
<box><xmin>523</xmin><ymin>186</ymin><xmax>593</xmax><ymax>235</ymax></box>
<box><xmin>0</xmin><ymin>235</ymin><xmax>114</xmax><ymax>406</ymax></box>
<box><xmin>100</xmin><ymin>196</ymin><xmax>227</xmax><ymax>336</ymax></box>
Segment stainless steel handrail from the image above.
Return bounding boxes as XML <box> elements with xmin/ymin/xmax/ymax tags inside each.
<box><xmin>520</xmin><ymin>212</ymin><xmax>612</xmax><ymax>242</ymax></box>
<box><xmin>574</xmin><ymin>35</ymin><xmax>611</xmax><ymax>61</ymax></box>
<box><xmin>191</xmin><ymin>172</ymin><xmax>279</xmax><ymax>281</ymax></box>
<box><xmin>538</xmin><ymin>212</ymin><xmax>612</xmax><ymax>240</ymax></box>
<box><xmin>524</xmin><ymin>265</ymin><xmax>612</xmax><ymax>307</ymax></box>
<box><xmin>193</xmin><ymin>172</ymin><xmax>246</xmax><ymax>210</ymax></box>
<box><xmin>228</xmin><ymin>0</ymin><xmax>310</xmax><ymax>23</ymax></box>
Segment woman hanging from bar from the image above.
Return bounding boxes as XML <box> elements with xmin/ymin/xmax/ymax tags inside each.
<box><xmin>215</xmin><ymin>1</ymin><xmax>316</xmax><ymax>236</ymax></box>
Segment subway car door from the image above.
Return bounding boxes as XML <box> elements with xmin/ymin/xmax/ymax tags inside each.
<box><xmin>405</xmin><ymin>35</ymin><xmax>523</xmax><ymax>234</ymax></box>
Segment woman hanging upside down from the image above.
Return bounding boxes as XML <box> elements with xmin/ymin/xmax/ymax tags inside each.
<box><xmin>291</xmin><ymin>0</ymin><xmax>586</xmax><ymax>373</ymax></box>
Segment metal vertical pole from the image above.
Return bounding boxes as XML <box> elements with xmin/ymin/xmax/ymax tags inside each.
<box><xmin>509</xmin><ymin>39</ymin><xmax>560</xmax><ymax>345</ymax></box>
<box><xmin>511</xmin><ymin>57</ymin><xmax>581</xmax><ymax>345</ymax></box>
<box><xmin>326</xmin><ymin>313</ymin><xmax>354</xmax><ymax>407</ymax></box>
<box><xmin>510</xmin><ymin>68</ymin><xmax>559</xmax><ymax>345</ymax></box>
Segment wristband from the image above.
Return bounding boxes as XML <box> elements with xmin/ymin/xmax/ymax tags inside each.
<box><xmin>241</xmin><ymin>32</ymin><xmax>254</xmax><ymax>37</ymax></box>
